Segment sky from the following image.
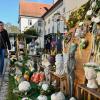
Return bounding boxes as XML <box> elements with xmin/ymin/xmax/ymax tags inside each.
<box><xmin>0</xmin><ymin>0</ymin><xmax>53</xmax><ymax>26</ymax></box>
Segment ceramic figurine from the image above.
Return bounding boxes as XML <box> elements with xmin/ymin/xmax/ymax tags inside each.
<box><xmin>55</xmin><ymin>54</ymin><xmax>64</xmax><ymax>75</ymax></box>
<box><xmin>44</xmin><ymin>66</ymin><xmax>50</xmax><ymax>83</ymax></box>
<box><xmin>84</xmin><ymin>67</ymin><xmax>98</xmax><ymax>88</ymax></box>
<box><xmin>63</xmin><ymin>53</ymin><xmax>69</xmax><ymax>74</ymax></box>
<box><xmin>42</xmin><ymin>54</ymin><xmax>50</xmax><ymax>67</ymax></box>
<box><xmin>66</xmin><ymin>43</ymin><xmax>78</xmax><ymax>97</ymax></box>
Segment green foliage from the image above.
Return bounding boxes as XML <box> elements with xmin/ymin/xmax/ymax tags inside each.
<box><xmin>24</xmin><ymin>28</ymin><xmax>38</xmax><ymax>37</ymax></box>
<box><xmin>6</xmin><ymin>75</ymin><xmax>18</xmax><ymax>100</ymax></box>
<box><xmin>5</xmin><ymin>23</ymin><xmax>20</xmax><ymax>34</ymax></box>
<box><xmin>24</xmin><ymin>28</ymin><xmax>38</xmax><ymax>44</ymax></box>
<box><xmin>68</xmin><ymin>0</ymin><xmax>90</xmax><ymax>29</ymax></box>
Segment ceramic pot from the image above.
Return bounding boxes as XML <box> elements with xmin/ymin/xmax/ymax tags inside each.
<box><xmin>96</xmin><ymin>72</ymin><xmax>100</xmax><ymax>85</ymax></box>
<box><xmin>84</xmin><ymin>67</ymin><xmax>98</xmax><ymax>89</ymax></box>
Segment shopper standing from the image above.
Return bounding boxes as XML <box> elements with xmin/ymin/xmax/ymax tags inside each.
<box><xmin>0</xmin><ymin>21</ymin><xmax>11</xmax><ymax>75</ymax></box>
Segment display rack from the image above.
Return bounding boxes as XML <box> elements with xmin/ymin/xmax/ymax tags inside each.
<box><xmin>78</xmin><ymin>84</ymin><xmax>100</xmax><ymax>100</ymax></box>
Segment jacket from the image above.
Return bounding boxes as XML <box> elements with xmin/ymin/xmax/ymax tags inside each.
<box><xmin>0</xmin><ymin>29</ymin><xmax>11</xmax><ymax>50</ymax></box>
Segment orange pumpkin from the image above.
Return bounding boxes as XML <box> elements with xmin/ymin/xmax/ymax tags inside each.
<box><xmin>39</xmin><ymin>72</ymin><xmax>45</xmax><ymax>82</ymax></box>
<box><xmin>31</xmin><ymin>72</ymin><xmax>45</xmax><ymax>84</ymax></box>
<box><xmin>31</xmin><ymin>73</ymin><xmax>40</xmax><ymax>83</ymax></box>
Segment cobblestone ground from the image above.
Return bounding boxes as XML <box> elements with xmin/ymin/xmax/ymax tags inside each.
<box><xmin>0</xmin><ymin>58</ymin><xmax>9</xmax><ymax>100</ymax></box>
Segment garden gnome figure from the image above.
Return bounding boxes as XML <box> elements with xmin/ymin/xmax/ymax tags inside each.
<box><xmin>67</xmin><ymin>43</ymin><xmax>78</xmax><ymax>97</ymax></box>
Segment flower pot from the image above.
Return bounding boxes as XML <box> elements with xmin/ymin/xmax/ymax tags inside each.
<box><xmin>84</xmin><ymin>66</ymin><xmax>98</xmax><ymax>89</ymax></box>
<box><xmin>96</xmin><ymin>72</ymin><xmax>100</xmax><ymax>85</ymax></box>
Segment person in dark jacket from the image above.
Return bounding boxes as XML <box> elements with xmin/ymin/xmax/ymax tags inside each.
<box><xmin>0</xmin><ymin>21</ymin><xmax>11</xmax><ymax>75</ymax></box>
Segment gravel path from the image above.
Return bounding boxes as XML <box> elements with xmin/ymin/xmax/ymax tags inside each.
<box><xmin>0</xmin><ymin>58</ymin><xmax>10</xmax><ymax>100</ymax></box>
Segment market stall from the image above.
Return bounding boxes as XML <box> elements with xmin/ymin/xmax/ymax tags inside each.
<box><xmin>8</xmin><ymin>0</ymin><xmax>100</xmax><ymax>100</ymax></box>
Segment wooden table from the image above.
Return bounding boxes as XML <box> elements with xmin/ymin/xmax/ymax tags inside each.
<box><xmin>77</xmin><ymin>84</ymin><xmax>100</xmax><ymax>100</ymax></box>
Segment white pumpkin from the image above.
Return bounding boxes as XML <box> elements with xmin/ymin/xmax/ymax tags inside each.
<box><xmin>94</xmin><ymin>17</ymin><xmax>100</xmax><ymax>23</ymax></box>
<box><xmin>79</xmin><ymin>22</ymin><xmax>84</xmax><ymax>26</ymax></box>
<box><xmin>51</xmin><ymin>93</ymin><xmax>57</xmax><ymax>100</ymax></box>
<box><xmin>37</xmin><ymin>95</ymin><xmax>47</xmax><ymax>100</ymax></box>
<box><xmin>57</xmin><ymin>92</ymin><xmax>65</xmax><ymax>100</ymax></box>
<box><xmin>22</xmin><ymin>97</ymin><xmax>32</xmax><ymax>100</ymax></box>
<box><xmin>51</xmin><ymin>91</ymin><xmax>65</xmax><ymax>100</ymax></box>
<box><xmin>69</xmin><ymin>97</ymin><xmax>76</xmax><ymax>100</ymax></box>
<box><xmin>86</xmin><ymin>10</ymin><xmax>92</xmax><ymax>16</ymax></box>
<box><xmin>18</xmin><ymin>81</ymin><xmax>31</xmax><ymax>92</ymax></box>
<box><xmin>42</xmin><ymin>83</ymin><xmax>49</xmax><ymax>91</ymax></box>
<box><xmin>91</xmin><ymin>1</ymin><xmax>96</xmax><ymax>8</ymax></box>
<box><xmin>91</xmin><ymin>17</ymin><xmax>96</xmax><ymax>22</ymax></box>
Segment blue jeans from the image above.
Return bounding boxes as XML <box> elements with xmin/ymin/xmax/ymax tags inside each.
<box><xmin>0</xmin><ymin>49</ymin><xmax>5</xmax><ymax>74</ymax></box>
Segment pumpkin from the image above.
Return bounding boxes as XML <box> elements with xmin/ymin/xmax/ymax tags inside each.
<box><xmin>24</xmin><ymin>71</ymin><xmax>30</xmax><ymax>81</ymax></box>
<box><xmin>41</xmin><ymin>83</ymin><xmax>49</xmax><ymax>91</ymax></box>
<box><xmin>22</xmin><ymin>97</ymin><xmax>32</xmax><ymax>100</ymax></box>
<box><xmin>37</xmin><ymin>95</ymin><xmax>47</xmax><ymax>100</ymax></box>
<box><xmin>69</xmin><ymin>97</ymin><xmax>76</xmax><ymax>100</ymax></box>
<box><xmin>18</xmin><ymin>81</ymin><xmax>31</xmax><ymax>92</ymax></box>
<box><xmin>31</xmin><ymin>73</ymin><xmax>40</xmax><ymax>84</ymax></box>
<box><xmin>14</xmin><ymin>75</ymin><xmax>21</xmax><ymax>82</ymax></box>
<box><xmin>39</xmin><ymin>72</ymin><xmax>45</xmax><ymax>82</ymax></box>
<box><xmin>51</xmin><ymin>91</ymin><xmax>65</xmax><ymax>100</ymax></box>
<box><xmin>31</xmin><ymin>72</ymin><xmax>45</xmax><ymax>84</ymax></box>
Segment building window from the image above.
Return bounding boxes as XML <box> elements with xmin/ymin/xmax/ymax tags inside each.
<box><xmin>48</xmin><ymin>19</ymin><xmax>50</xmax><ymax>24</ymax></box>
<box><xmin>28</xmin><ymin>19</ymin><xmax>32</xmax><ymax>25</ymax></box>
<box><xmin>38</xmin><ymin>20</ymin><xmax>42</xmax><ymax>26</ymax></box>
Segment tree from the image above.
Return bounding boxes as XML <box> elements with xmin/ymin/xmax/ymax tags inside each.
<box><xmin>24</xmin><ymin>28</ymin><xmax>39</xmax><ymax>44</ymax></box>
<box><xmin>4</xmin><ymin>23</ymin><xmax>20</xmax><ymax>34</ymax></box>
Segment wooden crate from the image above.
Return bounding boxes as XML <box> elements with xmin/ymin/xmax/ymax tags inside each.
<box><xmin>50</xmin><ymin>72</ymin><xmax>68</xmax><ymax>95</ymax></box>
